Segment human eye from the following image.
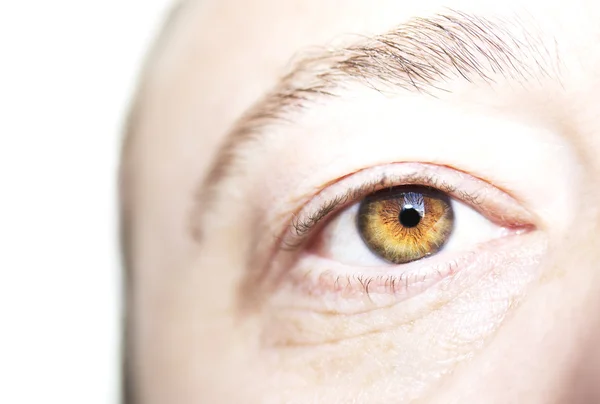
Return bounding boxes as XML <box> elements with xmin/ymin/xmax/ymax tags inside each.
<box><xmin>261</xmin><ymin>162</ymin><xmax>545</xmax><ymax>346</ymax></box>
<box><xmin>302</xmin><ymin>164</ymin><xmax>529</xmax><ymax>268</ymax></box>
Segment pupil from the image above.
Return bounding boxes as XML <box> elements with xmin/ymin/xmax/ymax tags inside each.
<box><xmin>399</xmin><ymin>207</ymin><xmax>421</xmax><ymax>228</ymax></box>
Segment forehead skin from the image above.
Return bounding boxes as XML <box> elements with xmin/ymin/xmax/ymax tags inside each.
<box><xmin>123</xmin><ymin>0</ymin><xmax>600</xmax><ymax>403</ymax></box>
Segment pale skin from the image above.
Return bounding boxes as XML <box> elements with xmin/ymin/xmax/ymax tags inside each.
<box><xmin>121</xmin><ymin>0</ymin><xmax>600</xmax><ymax>402</ymax></box>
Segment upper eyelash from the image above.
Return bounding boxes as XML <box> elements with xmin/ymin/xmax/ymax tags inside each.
<box><xmin>285</xmin><ymin>172</ymin><xmax>477</xmax><ymax>249</ymax></box>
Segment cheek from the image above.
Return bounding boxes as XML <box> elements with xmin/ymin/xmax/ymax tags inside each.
<box><xmin>427</xmin><ymin>237</ymin><xmax>600</xmax><ymax>402</ymax></box>
<box><xmin>256</xmin><ymin>233</ymin><xmax>547</xmax><ymax>403</ymax></box>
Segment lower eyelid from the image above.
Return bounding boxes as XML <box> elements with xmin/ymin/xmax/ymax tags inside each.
<box><xmin>263</xmin><ymin>231</ymin><xmax>547</xmax><ymax>346</ymax></box>
<box><xmin>274</xmin><ymin>251</ymin><xmax>475</xmax><ymax>315</ymax></box>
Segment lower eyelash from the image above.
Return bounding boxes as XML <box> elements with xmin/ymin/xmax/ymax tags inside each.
<box><xmin>279</xmin><ymin>253</ymin><xmax>473</xmax><ymax>315</ymax></box>
<box><xmin>336</xmin><ymin>268</ymin><xmax>453</xmax><ymax>299</ymax></box>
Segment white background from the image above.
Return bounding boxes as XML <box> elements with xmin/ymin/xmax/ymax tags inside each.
<box><xmin>0</xmin><ymin>1</ymin><xmax>171</xmax><ymax>403</ymax></box>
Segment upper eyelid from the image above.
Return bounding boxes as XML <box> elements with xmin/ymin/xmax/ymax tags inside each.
<box><xmin>290</xmin><ymin>173</ymin><xmax>457</xmax><ymax>238</ymax></box>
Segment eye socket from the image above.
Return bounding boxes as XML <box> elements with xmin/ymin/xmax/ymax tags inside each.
<box><xmin>262</xmin><ymin>163</ymin><xmax>542</xmax><ymax>345</ymax></box>
<box><xmin>357</xmin><ymin>186</ymin><xmax>454</xmax><ymax>264</ymax></box>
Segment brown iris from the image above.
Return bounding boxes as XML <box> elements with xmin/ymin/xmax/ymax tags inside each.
<box><xmin>357</xmin><ymin>186</ymin><xmax>454</xmax><ymax>264</ymax></box>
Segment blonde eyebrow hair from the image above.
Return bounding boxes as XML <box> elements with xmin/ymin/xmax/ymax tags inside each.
<box><xmin>193</xmin><ymin>10</ymin><xmax>559</xmax><ymax>241</ymax></box>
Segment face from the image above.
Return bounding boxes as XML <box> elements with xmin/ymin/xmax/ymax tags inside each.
<box><xmin>122</xmin><ymin>0</ymin><xmax>600</xmax><ymax>402</ymax></box>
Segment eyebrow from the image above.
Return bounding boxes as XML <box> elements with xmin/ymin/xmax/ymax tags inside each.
<box><xmin>192</xmin><ymin>10</ymin><xmax>558</xmax><ymax>240</ymax></box>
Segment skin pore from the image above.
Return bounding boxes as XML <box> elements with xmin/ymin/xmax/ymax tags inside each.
<box><xmin>121</xmin><ymin>0</ymin><xmax>600</xmax><ymax>402</ymax></box>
